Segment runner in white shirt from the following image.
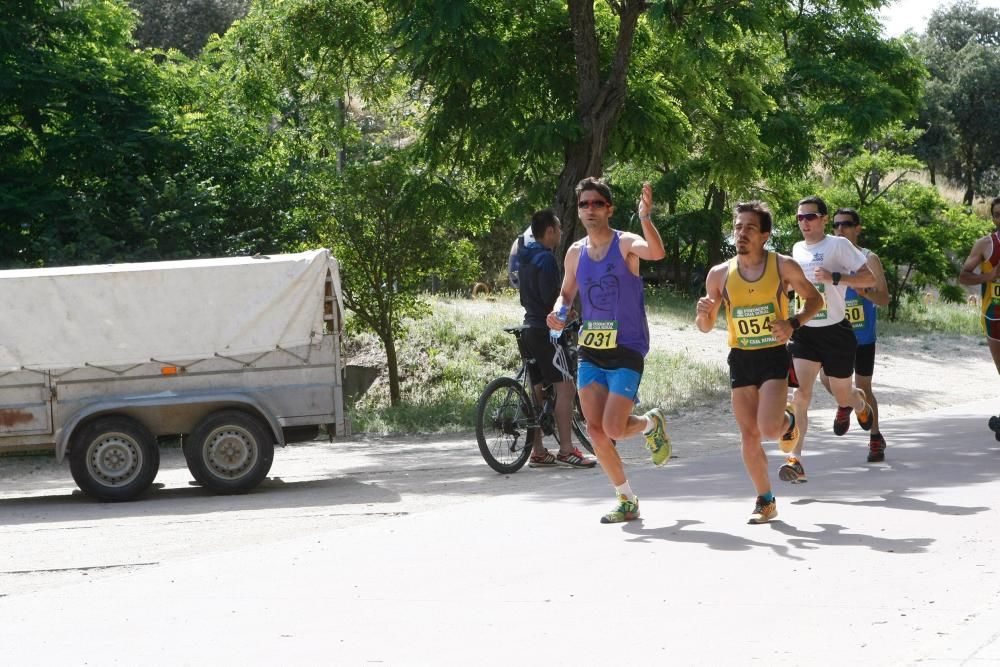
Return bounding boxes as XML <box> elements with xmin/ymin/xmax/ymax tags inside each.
<box><xmin>780</xmin><ymin>195</ymin><xmax>877</xmax><ymax>484</ymax></box>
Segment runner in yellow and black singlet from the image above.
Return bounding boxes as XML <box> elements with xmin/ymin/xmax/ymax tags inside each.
<box><xmin>697</xmin><ymin>201</ymin><xmax>822</xmax><ymax>525</ymax></box>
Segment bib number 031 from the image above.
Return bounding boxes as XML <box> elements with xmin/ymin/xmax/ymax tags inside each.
<box><xmin>580</xmin><ymin>320</ymin><xmax>619</xmax><ymax>350</ymax></box>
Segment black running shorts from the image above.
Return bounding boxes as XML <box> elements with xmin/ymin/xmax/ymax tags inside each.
<box><xmin>521</xmin><ymin>327</ymin><xmax>571</xmax><ymax>386</ymax></box>
<box><xmin>788</xmin><ymin>319</ymin><xmax>857</xmax><ymax>379</ymax></box>
<box><xmin>854</xmin><ymin>341</ymin><xmax>876</xmax><ymax>377</ymax></box>
<box><xmin>727</xmin><ymin>345</ymin><xmax>791</xmax><ymax>389</ymax></box>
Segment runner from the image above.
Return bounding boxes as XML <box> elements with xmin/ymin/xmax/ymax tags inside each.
<box><xmin>547</xmin><ymin>177</ymin><xmax>670</xmax><ymax>524</ymax></box>
<box><xmin>517</xmin><ymin>208</ymin><xmax>596</xmax><ymax>469</ymax></box>
<box><xmin>959</xmin><ymin>196</ymin><xmax>1000</xmax><ymax>374</ymax></box>
<box><xmin>696</xmin><ymin>201</ymin><xmax>822</xmax><ymax>524</ymax></box>
<box><xmin>959</xmin><ymin>196</ymin><xmax>1000</xmax><ymax>437</ymax></box>
<box><xmin>783</xmin><ymin>195</ymin><xmax>876</xmax><ymax>484</ymax></box>
<box><xmin>819</xmin><ymin>208</ymin><xmax>891</xmax><ymax>462</ymax></box>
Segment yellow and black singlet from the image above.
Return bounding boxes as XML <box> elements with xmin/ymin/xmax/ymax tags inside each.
<box><xmin>724</xmin><ymin>252</ymin><xmax>789</xmax><ymax>350</ymax></box>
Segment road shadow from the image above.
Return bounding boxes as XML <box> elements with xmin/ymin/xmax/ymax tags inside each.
<box><xmin>620</xmin><ymin>518</ymin><xmax>805</xmax><ymax>561</ymax></box>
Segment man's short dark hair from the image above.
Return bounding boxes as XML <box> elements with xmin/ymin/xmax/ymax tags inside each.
<box><xmin>575</xmin><ymin>177</ymin><xmax>613</xmax><ymax>205</ymax></box>
<box><xmin>798</xmin><ymin>195</ymin><xmax>828</xmax><ymax>216</ymax></box>
<box><xmin>734</xmin><ymin>201</ymin><xmax>773</xmax><ymax>233</ymax></box>
<box><xmin>833</xmin><ymin>207</ymin><xmax>861</xmax><ymax>225</ymax></box>
<box><xmin>530</xmin><ymin>208</ymin><xmax>560</xmax><ymax>240</ymax></box>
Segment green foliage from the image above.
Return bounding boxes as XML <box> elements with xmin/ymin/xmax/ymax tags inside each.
<box><xmin>913</xmin><ymin>2</ymin><xmax>1000</xmax><ymax>203</ymax></box>
<box><xmin>0</xmin><ymin>0</ymin><xmax>227</xmax><ymax>266</ymax></box>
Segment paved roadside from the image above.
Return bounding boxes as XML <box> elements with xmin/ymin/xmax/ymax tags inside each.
<box><xmin>2</xmin><ymin>398</ymin><xmax>1000</xmax><ymax>665</ymax></box>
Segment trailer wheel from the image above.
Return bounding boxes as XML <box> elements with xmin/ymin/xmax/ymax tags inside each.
<box><xmin>184</xmin><ymin>409</ymin><xmax>274</xmax><ymax>494</ymax></box>
<box><xmin>69</xmin><ymin>416</ymin><xmax>160</xmax><ymax>502</ymax></box>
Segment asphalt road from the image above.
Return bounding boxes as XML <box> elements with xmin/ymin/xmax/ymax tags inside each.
<box><xmin>2</xmin><ymin>399</ymin><xmax>1000</xmax><ymax>665</ymax></box>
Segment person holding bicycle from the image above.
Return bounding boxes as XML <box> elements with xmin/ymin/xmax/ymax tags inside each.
<box><xmin>547</xmin><ymin>178</ymin><xmax>671</xmax><ymax>524</ymax></box>
<box><xmin>518</xmin><ymin>209</ymin><xmax>597</xmax><ymax>469</ymax></box>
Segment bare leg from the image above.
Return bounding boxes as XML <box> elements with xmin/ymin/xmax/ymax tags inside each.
<box><xmin>579</xmin><ymin>384</ymin><xmax>626</xmax><ymax>486</ymax></box>
<box><xmin>791</xmin><ymin>357</ymin><xmax>822</xmax><ymax>458</ymax></box>
<box><xmin>553</xmin><ymin>380</ymin><xmax>576</xmax><ymax>455</ymax></box>
<box><xmin>854</xmin><ymin>374</ymin><xmax>879</xmax><ymax>434</ymax></box>
<box><xmin>732</xmin><ymin>386</ymin><xmax>769</xmax><ymax>496</ymax></box>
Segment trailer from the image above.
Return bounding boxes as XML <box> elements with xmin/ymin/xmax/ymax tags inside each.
<box><xmin>0</xmin><ymin>249</ymin><xmax>348</xmax><ymax>501</ymax></box>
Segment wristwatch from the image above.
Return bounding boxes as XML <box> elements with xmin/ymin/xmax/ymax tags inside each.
<box><xmin>832</xmin><ymin>272</ymin><xmax>841</xmax><ymax>285</ymax></box>
<box><xmin>789</xmin><ymin>317</ymin><xmax>801</xmax><ymax>330</ymax></box>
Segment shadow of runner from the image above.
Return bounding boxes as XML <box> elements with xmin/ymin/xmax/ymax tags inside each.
<box><xmin>766</xmin><ymin>521</ymin><xmax>934</xmax><ymax>554</ymax></box>
<box><xmin>792</xmin><ymin>489</ymin><xmax>989</xmax><ymax>516</ymax></box>
<box><xmin>620</xmin><ymin>518</ymin><xmax>805</xmax><ymax>561</ymax></box>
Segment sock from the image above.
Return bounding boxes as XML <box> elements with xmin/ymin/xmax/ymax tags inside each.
<box><xmin>641</xmin><ymin>416</ymin><xmax>654</xmax><ymax>434</ymax></box>
<box><xmin>615</xmin><ymin>481</ymin><xmax>636</xmax><ymax>501</ymax></box>
<box><xmin>760</xmin><ymin>491</ymin><xmax>774</xmax><ymax>504</ymax></box>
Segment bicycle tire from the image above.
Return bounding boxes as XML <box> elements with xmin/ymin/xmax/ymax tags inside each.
<box><xmin>475</xmin><ymin>376</ymin><xmax>537</xmax><ymax>474</ymax></box>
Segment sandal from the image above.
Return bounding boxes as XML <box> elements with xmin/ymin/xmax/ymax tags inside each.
<box><xmin>528</xmin><ymin>450</ymin><xmax>558</xmax><ymax>467</ymax></box>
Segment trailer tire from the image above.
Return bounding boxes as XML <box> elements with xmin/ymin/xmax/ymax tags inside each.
<box><xmin>184</xmin><ymin>409</ymin><xmax>274</xmax><ymax>494</ymax></box>
<box><xmin>69</xmin><ymin>415</ymin><xmax>160</xmax><ymax>502</ymax></box>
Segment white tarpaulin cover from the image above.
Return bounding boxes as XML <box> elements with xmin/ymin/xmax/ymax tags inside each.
<box><xmin>0</xmin><ymin>249</ymin><xmax>342</xmax><ymax>371</ymax></box>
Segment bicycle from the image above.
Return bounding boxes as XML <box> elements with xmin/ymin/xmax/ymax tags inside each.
<box><xmin>475</xmin><ymin>320</ymin><xmax>594</xmax><ymax>474</ymax></box>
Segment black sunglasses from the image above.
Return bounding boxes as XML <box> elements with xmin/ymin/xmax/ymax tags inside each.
<box><xmin>832</xmin><ymin>220</ymin><xmax>859</xmax><ymax>228</ymax></box>
<box><xmin>796</xmin><ymin>212</ymin><xmax>822</xmax><ymax>222</ymax></box>
<box><xmin>578</xmin><ymin>199</ymin><xmax>609</xmax><ymax>210</ymax></box>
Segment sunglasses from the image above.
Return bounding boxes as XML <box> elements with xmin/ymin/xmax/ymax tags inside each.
<box><xmin>578</xmin><ymin>199</ymin><xmax>610</xmax><ymax>210</ymax></box>
<box><xmin>832</xmin><ymin>220</ymin><xmax>859</xmax><ymax>228</ymax></box>
<box><xmin>796</xmin><ymin>212</ymin><xmax>822</xmax><ymax>222</ymax></box>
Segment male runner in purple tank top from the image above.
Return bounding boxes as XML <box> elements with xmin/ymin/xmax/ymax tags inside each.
<box><xmin>547</xmin><ymin>177</ymin><xmax>671</xmax><ymax>524</ymax></box>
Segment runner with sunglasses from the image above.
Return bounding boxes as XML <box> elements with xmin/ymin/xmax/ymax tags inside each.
<box><xmin>782</xmin><ymin>196</ymin><xmax>876</xmax><ymax>484</ymax></box>
<box><xmin>547</xmin><ymin>177</ymin><xmax>670</xmax><ymax>523</ymax></box>
<box><xmin>819</xmin><ymin>208</ymin><xmax>891</xmax><ymax>462</ymax></box>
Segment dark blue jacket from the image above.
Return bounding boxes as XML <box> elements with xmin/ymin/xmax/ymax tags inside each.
<box><xmin>518</xmin><ymin>241</ymin><xmax>560</xmax><ymax>328</ymax></box>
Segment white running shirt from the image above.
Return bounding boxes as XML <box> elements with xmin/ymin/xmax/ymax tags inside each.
<box><xmin>791</xmin><ymin>235</ymin><xmax>868</xmax><ymax>327</ymax></box>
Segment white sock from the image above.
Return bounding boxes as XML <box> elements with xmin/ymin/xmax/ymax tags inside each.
<box><xmin>615</xmin><ymin>481</ymin><xmax>636</xmax><ymax>501</ymax></box>
<box><xmin>641</xmin><ymin>416</ymin><xmax>654</xmax><ymax>434</ymax></box>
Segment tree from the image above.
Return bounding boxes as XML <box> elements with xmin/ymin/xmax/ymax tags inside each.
<box><xmin>0</xmin><ymin>0</ymin><xmax>230</xmax><ymax>267</ymax></box>
<box><xmin>914</xmin><ymin>1</ymin><xmax>1000</xmax><ymax>204</ymax></box>
<box><xmin>316</xmin><ymin>154</ymin><xmax>479</xmax><ymax>405</ymax></box>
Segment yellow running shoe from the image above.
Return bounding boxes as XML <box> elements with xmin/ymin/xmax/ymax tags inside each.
<box><xmin>748</xmin><ymin>496</ymin><xmax>778</xmax><ymax>524</ymax></box>
<box><xmin>644</xmin><ymin>408</ymin><xmax>671</xmax><ymax>466</ymax></box>
<box><xmin>778</xmin><ymin>403</ymin><xmax>799</xmax><ymax>454</ymax></box>
<box><xmin>600</xmin><ymin>494</ymin><xmax>640</xmax><ymax>524</ymax></box>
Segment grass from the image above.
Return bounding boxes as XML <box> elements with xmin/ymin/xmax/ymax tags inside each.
<box><xmin>347</xmin><ymin>289</ymin><xmax>729</xmax><ymax>434</ymax></box>
<box><xmin>879</xmin><ymin>296</ymin><xmax>982</xmax><ymax>337</ymax></box>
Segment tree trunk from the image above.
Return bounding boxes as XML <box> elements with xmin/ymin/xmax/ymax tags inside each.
<box><xmin>381</xmin><ymin>330</ymin><xmax>401</xmax><ymax>406</ymax></box>
<box><xmin>554</xmin><ymin>0</ymin><xmax>647</xmax><ymax>262</ymax></box>
<box><xmin>928</xmin><ymin>164</ymin><xmax>936</xmax><ymax>186</ymax></box>
<box><xmin>706</xmin><ymin>184</ymin><xmax>726</xmax><ymax>269</ymax></box>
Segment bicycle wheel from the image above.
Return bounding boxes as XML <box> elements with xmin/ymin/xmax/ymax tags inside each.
<box><xmin>552</xmin><ymin>394</ymin><xmax>594</xmax><ymax>455</ymax></box>
<box><xmin>476</xmin><ymin>376</ymin><xmax>537</xmax><ymax>474</ymax></box>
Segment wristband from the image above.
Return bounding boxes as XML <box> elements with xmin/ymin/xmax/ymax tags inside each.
<box><xmin>832</xmin><ymin>272</ymin><xmax>841</xmax><ymax>285</ymax></box>
<box><xmin>789</xmin><ymin>317</ymin><xmax>801</xmax><ymax>330</ymax></box>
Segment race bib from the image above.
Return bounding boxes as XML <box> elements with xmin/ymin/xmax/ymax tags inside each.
<box><xmin>794</xmin><ymin>283</ymin><xmax>828</xmax><ymax>321</ymax></box>
<box><xmin>732</xmin><ymin>304</ymin><xmax>777</xmax><ymax>349</ymax></box>
<box><xmin>990</xmin><ymin>282</ymin><xmax>1000</xmax><ymax>305</ymax></box>
<box><xmin>580</xmin><ymin>320</ymin><xmax>618</xmax><ymax>350</ymax></box>
<box><xmin>845</xmin><ymin>296</ymin><xmax>865</xmax><ymax>329</ymax></box>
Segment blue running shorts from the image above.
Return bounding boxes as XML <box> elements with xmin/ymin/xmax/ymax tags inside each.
<box><xmin>577</xmin><ymin>360</ymin><xmax>642</xmax><ymax>401</ymax></box>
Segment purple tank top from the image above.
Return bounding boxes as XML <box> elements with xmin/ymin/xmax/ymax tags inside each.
<box><xmin>576</xmin><ymin>231</ymin><xmax>649</xmax><ymax>358</ymax></box>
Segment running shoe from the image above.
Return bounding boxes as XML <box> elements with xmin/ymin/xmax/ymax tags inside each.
<box><xmin>556</xmin><ymin>447</ymin><xmax>597</xmax><ymax>468</ymax></box>
<box><xmin>747</xmin><ymin>496</ymin><xmax>778</xmax><ymax>524</ymax></box>
<box><xmin>867</xmin><ymin>433</ymin><xmax>886</xmax><ymax>463</ymax></box>
<box><xmin>778</xmin><ymin>456</ymin><xmax>807</xmax><ymax>484</ymax></box>
<box><xmin>833</xmin><ymin>405</ymin><xmax>853</xmax><ymax>436</ymax></box>
<box><xmin>600</xmin><ymin>494</ymin><xmax>640</xmax><ymax>524</ymax></box>
<box><xmin>856</xmin><ymin>402</ymin><xmax>874</xmax><ymax>431</ymax></box>
<box><xmin>643</xmin><ymin>408</ymin><xmax>671</xmax><ymax>466</ymax></box>
<box><xmin>778</xmin><ymin>403</ymin><xmax>799</xmax><ymax>454</ymax></box>
<box><xmin>528</xmin><ymin>450</ymin><xmax>558</xmax><ymax>468</ymax></box>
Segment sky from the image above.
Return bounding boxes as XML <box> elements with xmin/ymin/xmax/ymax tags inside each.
<box><xmin>880</xmin><ymin>0</ymin><xmax>1000</xmax><ymax>36</ymax></box>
